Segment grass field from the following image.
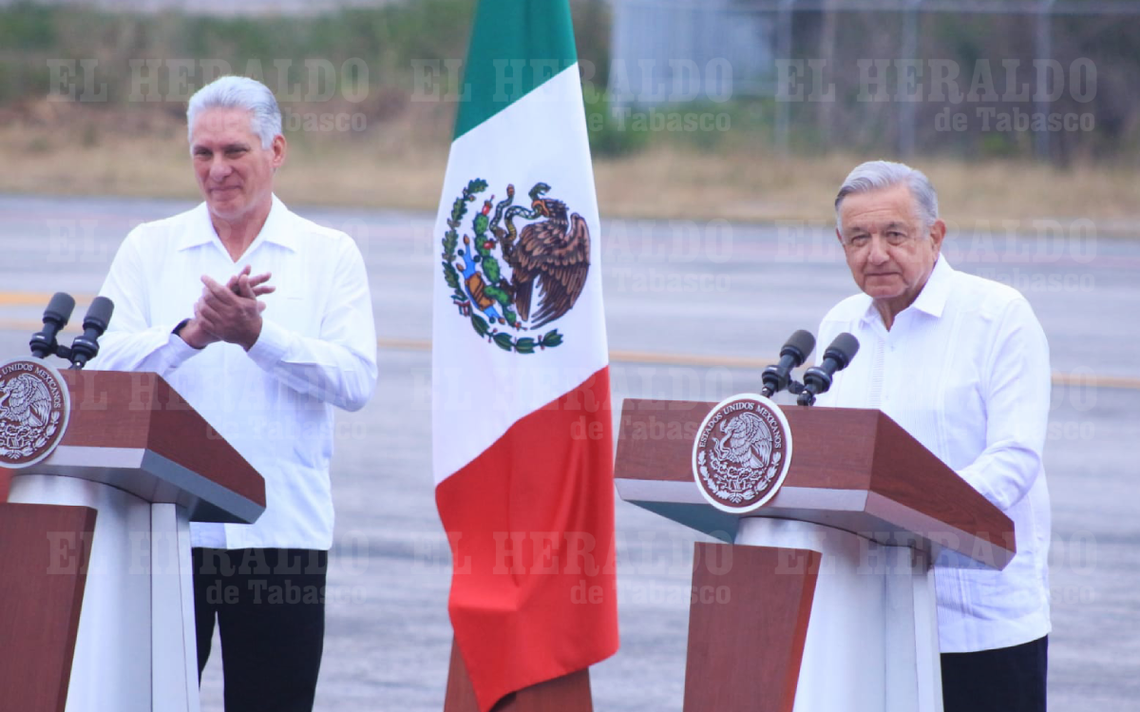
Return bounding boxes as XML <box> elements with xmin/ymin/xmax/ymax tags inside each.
<box><xmin>2</xmin><ymin>101</ymin><xmax>1138</xmax><ymax>231</ymax></box>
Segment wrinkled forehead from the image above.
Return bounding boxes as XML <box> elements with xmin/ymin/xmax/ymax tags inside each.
<box><xmin>189</xmin><ymin>107</ymin><xmax>256</xmax><ymax>143</ymax></box>
<box><xmin>837</xmin><ymin>184</ymin><xmax>921</xmax><ymax>232</ymax></box>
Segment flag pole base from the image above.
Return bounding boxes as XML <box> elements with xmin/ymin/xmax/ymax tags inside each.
<box><xmin>443</xmin><ymin>639</ymin><xmax>594</xmax><ymax>712</ymax></box>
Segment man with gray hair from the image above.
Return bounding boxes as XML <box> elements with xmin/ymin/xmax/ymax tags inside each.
<box><xmin>94</xmin><ymin>75</ymin><xmax>377</xmax><ymax>711</ymax></box>
<box><xmin>816</xmin><ymin>160</ymin><xmax>1051</xmax><ymax>712</ymax></box>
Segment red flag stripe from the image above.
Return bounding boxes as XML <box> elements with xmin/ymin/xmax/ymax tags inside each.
<box><xmin>435</xmin><ymin>366</ymin><xmax>618</xmax><ymax>711</ymax></box>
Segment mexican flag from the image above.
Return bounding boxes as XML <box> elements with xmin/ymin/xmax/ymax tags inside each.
<box><xmin>430</xmin><ymin>1</ymin><xmax>619</xmax><ymax>710</ymax></box>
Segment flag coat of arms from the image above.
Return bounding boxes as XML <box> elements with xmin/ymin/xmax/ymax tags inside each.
<box><xmin>431</xmin><ymin>2</ymin><xmax>618</xmax><ymax>710</ymax></box>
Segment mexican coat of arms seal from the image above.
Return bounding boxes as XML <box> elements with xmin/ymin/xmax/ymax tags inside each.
<box><xmin>692</xmin><ymin>394</ymin><xmax>793</xmax><ymax>513</ymax></box>
<box><xmin>0</xmin><ymin>358</ymin><xmax>71</xmax><ymax>468</ymax></box>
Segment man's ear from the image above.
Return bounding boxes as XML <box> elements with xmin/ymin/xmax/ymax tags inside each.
<box><xmin>271</xmin><ymin>134</ymin><xmax>287</xmax><ymax>169</ymax></box>
<box><xmin>930</xmin><ymin>219</ymin><xmax>946</xmax><ymax>252</ymax></box>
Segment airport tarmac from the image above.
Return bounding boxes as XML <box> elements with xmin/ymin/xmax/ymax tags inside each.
<box><xmin>1</xmin><ymin>194</ymin><xmax>1136</xmax><ymax>711</ymax></box>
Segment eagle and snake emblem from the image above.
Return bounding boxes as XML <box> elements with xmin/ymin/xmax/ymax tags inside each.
<box><xmin>441</xmin><ymin>179</ymin><xmax>590</xmax><ymax>353</ymax></box>
<box><xmin>693</xmin><ymin>396</ymin><xmax>792</xmax><ymax>510</ymax></box>
<box><xmin>0</xmin><ymin>363</ymin><xmax>67</xmax><ymax>464</ymax></box>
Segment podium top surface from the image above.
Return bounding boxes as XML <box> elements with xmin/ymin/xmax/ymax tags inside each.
<box><xmin>3</xmin><ymin>370</ymin><xmax>265</xmax><ymax>524</ymax></box>
<box><xmin>615</xmin><ymin>398</ymin><xmax>1015</xmax><ymax>569</ymax></box>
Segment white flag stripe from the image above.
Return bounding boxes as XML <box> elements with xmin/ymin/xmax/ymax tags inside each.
<box><xmin>431</xmin><ymin>65</ymin><xmax>608</xmax><ymax>484</ymax></box>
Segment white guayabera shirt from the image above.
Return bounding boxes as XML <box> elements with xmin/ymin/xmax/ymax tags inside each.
<box><xmin>817</xmin><ymin>256</ymin><xmax>1052</xmax><ymax>653</ymax></box>
<box><xmin>93</xmin><ymin>194</ymin><xmax>377</xmax><ymax>551</ymax></box>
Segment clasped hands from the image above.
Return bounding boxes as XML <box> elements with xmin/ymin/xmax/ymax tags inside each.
<box><xmin>178</xmin><ymin>265</ymin><xmax>275</xmax><ymax>351</ymax></box>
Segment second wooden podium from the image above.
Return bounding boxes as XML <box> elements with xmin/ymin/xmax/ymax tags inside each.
<box><xmin>615</xmin><ymin>398</ymin><xmax>1015</xmax><ymax>712</ymax></box>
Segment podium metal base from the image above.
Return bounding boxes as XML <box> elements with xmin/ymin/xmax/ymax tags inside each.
<box><xmin>725</xmin><ymin>518</ymin><xmax>943</xmax><ymax>712</ymax></box>
<box><xmin>9</xmin><ymin>473</ymin><xmax>200</xmax><ymax>712</ymax></box>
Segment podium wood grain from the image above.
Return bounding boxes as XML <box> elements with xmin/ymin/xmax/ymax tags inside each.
<box><xmin>2</xmin><ymin>370</ymin><xmax>265</xmax><ymax>523</ymax></box>
<box><xmin>616</xmin><ymin>399</ymin><xmax>1015</xmax><ymax>566</ymax></box>
<box><xmin>56</xmin><ymin>370</ymin><xmax>263</xmax><ymax>504</ymax></box>
<box><xmin>683</xmin><ymin>543</ymin><xmax>820</xmax><ymax>712</ymax></box>
<box><xmin>0</xmin><ymin>502</ymin><xmax>97</xmax><ymax>712</ymax></box>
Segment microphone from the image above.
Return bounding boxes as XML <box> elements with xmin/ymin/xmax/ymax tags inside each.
<box><xmin>797</xmin><ymin>332</ymin><xmax>860</xmax><ymax>406</ymax></box>
<box><xmin>29</xmin><ymin>292</ymin><xmax>76</xmax><ymax>359</ymax></box>
<box><xmin>760</xmin><ymin>329</ymin><xmax>816</xmax><ymax>398</ymax></box>
<box><xmin>68</xmin><ymin>297</ymin><xmax>115</xmax><ymax>369</ymax></box>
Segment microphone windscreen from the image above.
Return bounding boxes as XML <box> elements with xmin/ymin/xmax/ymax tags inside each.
<box><xmin>84</xmin><ymin>296</ymin><xmax>115</xmax><ymax>331</ymax></box>
<box><xmin>825</xmin><ymin>332</ymin><xmax>860</xmax><ymax>369</ymax></box>
<box><xmin>45</xmin><ymin>292</ymin><xmax>76</xmax><ymax>325</ymax></box>
<box><xmin>781</xmin><ymin>329</ymin><xmax>816</xmax><ymax>366</ymax></box>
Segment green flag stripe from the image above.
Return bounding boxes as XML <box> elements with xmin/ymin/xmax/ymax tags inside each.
<box><xmin>453</xmin><ymin>0</ymin><xmax>579</xmax><ymax>141</ymax></box>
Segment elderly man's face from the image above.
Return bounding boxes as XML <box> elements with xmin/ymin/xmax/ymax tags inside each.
<box><xmin>190</xmin><ymin>107</ymin><xmax>285</xmax><ymax>226</ymax></box>
<box><xmin>837</xmin><ymin>183</ymin><xmax>945</xmax><ymax>319</ymax></box>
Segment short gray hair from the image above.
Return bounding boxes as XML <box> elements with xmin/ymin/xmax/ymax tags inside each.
<box><xmin>186</xmin><ymin>75</ymin><xmax>282</xmax><ymax>149</ymax></box>
<box><xmin>835</xmin><ymin>160</ymin><xmax>939</xmax><ymax>232</ymax></box>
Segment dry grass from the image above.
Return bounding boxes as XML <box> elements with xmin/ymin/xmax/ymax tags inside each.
<box><xmin>2</xmin><ymin>103</ymin><xmax>1138</xmax><ymax>232</ymax></box>
<box><xmin>593</xmin><ymin>149</ymin><xmax>1140</xmax><ymax>230</ymax></box>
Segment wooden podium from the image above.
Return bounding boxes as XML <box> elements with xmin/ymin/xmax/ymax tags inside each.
<box><xmin>0</xmin><ymin>370</ymin><xmax>264</xmax><ymax>712</ymax></box>
<box><xmin>614</xmin><ymin>398</ymin><xmax>1015</xmax><ymax>712</ymax></box>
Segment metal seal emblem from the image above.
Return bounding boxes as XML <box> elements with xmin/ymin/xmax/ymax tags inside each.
<box><xmin>0</xmin><ymin>357</ymin><xmax>71</xmax><ymax>468</ymax></box>
<box><xmin>692</xmin><ymin>393</ymin><xmax>793</xmax><ymax>514</ymax></box>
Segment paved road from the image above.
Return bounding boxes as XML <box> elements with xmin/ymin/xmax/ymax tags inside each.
<box><xmin>1</xmin><ymin>194</ymin><xmax>1137</xmax><ymax>711</ymax></box>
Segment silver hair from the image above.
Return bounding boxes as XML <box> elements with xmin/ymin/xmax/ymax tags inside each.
<box><xmin>834</xmin><ymin>160</ymin><xmax>939</xmax><ymax>232</ymax></box>
<box><xmin>186</xmin><ymin>75</ymin><xmax>282</xmax><ymax>149</ymax></box>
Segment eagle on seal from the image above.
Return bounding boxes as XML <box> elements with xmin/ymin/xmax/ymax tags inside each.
<box><xmin>713</xmin><ymin>412</ymin><xmax>773</xmax><ymax>470</ymax></box>
<box><xmin>0</xmin><ymin>373</ymin><xmax>53</xmax><ymax>429</ymax></box>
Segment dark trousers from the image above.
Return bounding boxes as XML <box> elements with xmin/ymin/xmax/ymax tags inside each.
<box><xmin>193</xmin><ymin>547</ymin><xmax>328</xmax><ymax>712</ymax></box>
<box><xmin>942</xmin><ymin>636</ymin><xmax>1048</xmax><ymax>712</ymax></box>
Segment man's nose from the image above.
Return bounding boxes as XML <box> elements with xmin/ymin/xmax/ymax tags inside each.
<box><xmin>867</xmin><ymin>235</ymin><xmax>890</xmax><ymax>263</ymax></box>
<box><xmin>209</xmin><ymin>158</ymin><xmax>232</xmax><ymax>180</ymax></box>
